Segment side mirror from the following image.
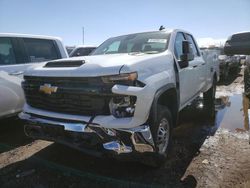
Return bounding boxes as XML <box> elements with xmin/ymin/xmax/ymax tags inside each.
<box><xmin>178</xmin><ymin>40</ymin><xmax>194</xmax><ymax>68</ymax></box>
<box><xmin>182</xmin><ymin>40</ymin><xmax>190</xmax><ymax>54</ymax></box>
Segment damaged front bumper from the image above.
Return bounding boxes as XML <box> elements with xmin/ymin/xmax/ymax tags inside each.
<box><xmin>19</xmin><ymin>112</ymin><xmax>155</xmax><ymax>157</ymax></box>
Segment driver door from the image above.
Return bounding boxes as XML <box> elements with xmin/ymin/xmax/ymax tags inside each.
<box><xmin>174</xmin><ymin>32</ymin><xmax>197</xmax><ymax>107</ymax></box>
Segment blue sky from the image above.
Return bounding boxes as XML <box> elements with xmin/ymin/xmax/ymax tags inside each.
<box><xmin>0</xmin><ymin>0</ymin><xmax>249</xmax><ymax>46</ymax></box>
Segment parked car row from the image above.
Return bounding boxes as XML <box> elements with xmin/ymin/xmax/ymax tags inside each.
<box><xmin>224</xmin><ymin>31</ymin><xmax>250</xmax><ymax>93</ymax></box>
<box><xmin>0</xmin><ymin>34</ymin><xmax>98</xmax><ymax>120</ymax></box>
<box><xmin>200</xmin><ymin>45</ymin><xmax>242</xmax><ymax>81</ymax></box>
<box><xmin>223</xmin><ymin>31</ymin><xmax>250</xmax><ymax>143</ymax></box>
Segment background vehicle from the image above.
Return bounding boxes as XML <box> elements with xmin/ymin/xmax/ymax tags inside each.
<box><xmin>0</xmin><ymin>33</ymin><xmax>68</xmax><ymax>77</ymax></box>
<box><xmin>224</xmin><ymin>32</ymin><xmax>250</xmax><ymax>95</ymax></box>
<box><xmin>69</xmin><ymin>45</ymin><xmax>96</xmax><ymax>57</ymax></box>
<box><xmin>0</xmin><ymin>71</ymin><xmax>24</xmax><ymax>118</ymax></box>
<box><xmin>20</xmin><ymin>29</ymin><xmax>218</xmax><ymax>166</ymax></box>
<box><xmin>218</xmin><ymin>55</ymin><xmax>240</xmax><ymax>80</ymax></box>
<box><xmin>0</xmin><ymin>33</ymin><xmax>68</xmax><ymax>118</ymax></box>
<box><xmin>224</xmin><ymin>31</ymin><xmax>250</xmax><ymax>55</ymax></box>
<box><xmin>65</xmin><ymin>46</ymin><xmax>75</xmax><ymax>55</ymax></box>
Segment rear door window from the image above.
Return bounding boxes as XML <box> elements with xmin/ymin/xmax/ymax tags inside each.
<box><xmin>0</xmin><ymin>37</ymin><xmax>16</xmax><ymax>65</ymax></box>
<box><xmin>23</xmin><ymin>38</ymin><xmax>59</xmax><ymax>62</ymax></box>
<box><xmin>186</xmin><ymin>34</ymin><xmax>200</xmax><ymax>57</ymax></box>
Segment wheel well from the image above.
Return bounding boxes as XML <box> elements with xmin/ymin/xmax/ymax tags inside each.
<box><xmin>157</xmin><ymin>88</ymin><xmax>178</xmax><ymax>126</ymax></box>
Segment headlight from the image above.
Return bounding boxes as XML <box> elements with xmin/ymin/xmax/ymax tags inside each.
<box><xmin>109</xmin><ymin>96</ymin><xmax>136</xmax><ymax>118</ymax></box>
<box><xmin>102</xmin><ymin>72</ymin><xmax>138</xmax><ymax>83</ymax></box>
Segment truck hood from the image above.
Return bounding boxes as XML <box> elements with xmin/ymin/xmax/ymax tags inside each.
<box><xmin>24</xmin><ymin>53</ymin><xmax>166</xmax><ymax>77</ymax></box>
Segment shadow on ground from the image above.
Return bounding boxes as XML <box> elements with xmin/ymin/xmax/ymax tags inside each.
<box><xmin>0</xmin><ymin>117</ymin><xmax>33</xmax><ymax>153</ymax></box>
<box><xmin>0</xmin><ymin>98</ymin><xmax>227</xmax><ymax>188</ymax></box>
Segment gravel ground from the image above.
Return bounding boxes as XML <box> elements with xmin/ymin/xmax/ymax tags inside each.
<box><xmin>0</xmin><ymin>68</ymin><xmax>249</xmax><ymax>188</ymax></box>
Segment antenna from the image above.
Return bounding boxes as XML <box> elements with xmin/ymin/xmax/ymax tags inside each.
<box><xmin>82</xmin><ymin>27</ymin><xmax>84</xmax><ymax>45</ymax></box>
<box><xmin>159</xmin><ymin>25</ymin><xmax>165</xmax><ymax>31</ymax></box>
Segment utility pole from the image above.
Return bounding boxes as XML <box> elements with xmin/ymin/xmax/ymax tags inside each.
<box><xmin>82</xmin><ymin>27</ymin><xmax>84</xmax><ymax>45</ymax></box>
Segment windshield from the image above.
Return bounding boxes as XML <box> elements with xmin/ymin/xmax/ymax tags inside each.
<box><xmin>92</xmin><ymin>32</ymin><xmax>170</xmax><ymax>55</ymax></box>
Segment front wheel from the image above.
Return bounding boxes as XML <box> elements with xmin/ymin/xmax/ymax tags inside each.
<box><xmin>146</xmin><ymin>105</ymin><xmax>173</xmax><ymax>167</ymax></box>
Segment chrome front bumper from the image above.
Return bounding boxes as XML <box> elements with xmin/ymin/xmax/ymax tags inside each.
<box><xmin>19</xmin><ymin>112</ymin><xmax>155</xmax><ymax>156</ymax></box>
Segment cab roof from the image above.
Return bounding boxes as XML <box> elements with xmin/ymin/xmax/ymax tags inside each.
<box><xmin>0</xmin><ymin>33</ymin><xmax>62</xmax><ymax>41</ymax></box>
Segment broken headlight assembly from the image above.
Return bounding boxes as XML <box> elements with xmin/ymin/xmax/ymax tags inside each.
<box><xmin>103</xmin><ymin>72</ymin><xmax>142</xmax><ymax>118</ymax></box>
<box><xmin>109</xmin><ymin>96</ymin><xmax>137</xmax><ymax>118</ymax></box>
<box><xmin>102</xmin><ymin>72</ymin><xmax>145</xmax><ymax>87</ymax></box>
<box><xmin>102</xmin><ymin>72</ymin><xmax>138</xmax><ymax>84</ymax></box>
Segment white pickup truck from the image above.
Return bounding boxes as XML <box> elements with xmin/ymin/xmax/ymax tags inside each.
<box><xmin>20</xmin><ymin>29</ymin><xmax>219</xmax><ymax>166</ymax></box>
<box><xmin>0</xmin><ymin>33</ymin><xmax>68</xmax><ymax>118</ymax></box>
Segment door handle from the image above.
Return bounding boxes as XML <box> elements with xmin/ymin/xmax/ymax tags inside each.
<box><xmin>9</xmin><ymin>71</ymin><xmax>24</xmax><ymax>76</ymax></box>
<box><xmin>202</xmin><ymin>63</ymin><xmax>206</xmax><ymax>65</ymax></box>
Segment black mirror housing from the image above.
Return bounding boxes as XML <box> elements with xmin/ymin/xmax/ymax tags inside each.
<box><xmin>182</xmin><ymin>40</ymin><xmax>190</xmax><ymax>54</ymax></box>
<box><xmin>178</xmin><ymin>40</ymin><xmax>194</xmax><ymax>68</ymax></box>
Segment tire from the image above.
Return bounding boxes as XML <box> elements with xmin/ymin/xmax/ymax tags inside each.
<box><xmin>203</xmin><ymin>76</ymin><xmax>216</xmax><ymax>107</ymax></box>
<box><xmin>147</xmin><ymin>105</ymin><xmax>173</xmax><ymax>167</ymax></box>
<box><xmin>244</xmin><ymin>67</ymin><xmax>250</xmax><ymax>96</ymax></box>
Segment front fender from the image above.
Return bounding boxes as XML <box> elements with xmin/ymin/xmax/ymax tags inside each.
<box><xmin>150</xmin><ymin>84</ymin><xmax>178</xmax><ymax>125</ymax></box>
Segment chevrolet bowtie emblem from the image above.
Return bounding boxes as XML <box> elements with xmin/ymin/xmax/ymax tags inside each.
<box><xmin>39</xmin><ymin>84</ymin><xmax>58</xmax><ymax>95</ymax></box>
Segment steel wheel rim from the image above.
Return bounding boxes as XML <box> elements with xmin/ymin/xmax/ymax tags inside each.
<box><xmin>156</xmin><ymin>118</ymin><xmax>170</xmax><ymax>154</ymax></box>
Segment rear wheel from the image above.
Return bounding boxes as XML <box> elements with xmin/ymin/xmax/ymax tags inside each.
<box><xmin>244</xmin><ymin>67</ymin><xmax>250</xmax><ymax>96</ymax></box>
<box><xmin>203</xmin><ymin>76</ymin><xmax>216</xmax><ymax>107</ymax></box>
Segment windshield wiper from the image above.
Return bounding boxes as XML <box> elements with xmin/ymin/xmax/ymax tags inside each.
<box><xmin>143</xmin><ymin>51</ymin><xmax>159</xmax><ymax>54</ymax></box>
<box><xmin>128</xmin><ymin>51</ymin><xmax>144</xmax><ymax>55</ymax></box>
<box><xmin>129</xmin><ymin>51</ymin><xmax>159</xmax><ymax>55</ymax></box>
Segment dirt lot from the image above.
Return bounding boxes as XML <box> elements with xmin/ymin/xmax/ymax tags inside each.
<box><xmin>0</xmin><ymin>69</ymin><xmax>249</xmax><ymax>188</ymax></box>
